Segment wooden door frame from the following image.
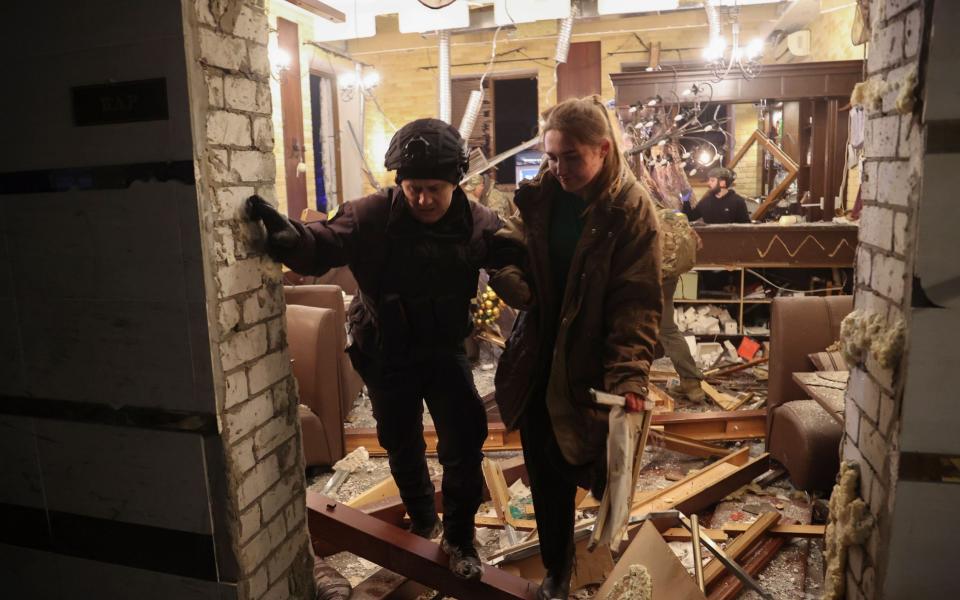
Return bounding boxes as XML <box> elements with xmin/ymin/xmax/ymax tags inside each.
<box><xmin>277</xmin><ymin>17</ymin><xmax>307</xmax><ymax>218</ymax></box>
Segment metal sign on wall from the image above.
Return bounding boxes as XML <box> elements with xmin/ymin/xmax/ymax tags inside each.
<box><xmin>71</xmin><ymin>78</ymin><xmax>169</xmax><ymax>126</ymax></box>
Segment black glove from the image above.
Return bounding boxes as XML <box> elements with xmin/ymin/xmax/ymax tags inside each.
<box><xmin>246</xmin><ymin>195</ymin><xmax>300</xmax><ymax>261</ymax></box>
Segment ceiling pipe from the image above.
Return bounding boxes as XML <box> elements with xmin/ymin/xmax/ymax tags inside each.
<box><xmin>438</xmin><ymin>30</ymin><xmax>452</xmax><ymax>123</ymax></box>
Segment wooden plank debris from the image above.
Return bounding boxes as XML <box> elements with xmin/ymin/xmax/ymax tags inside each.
<box><xmin>648</xmin><ymin>430</ymin><xmax>732</xmax><ymax>459</ymax></box>
<box><xmin>629</xmin><ymin>447</ymin><xmax>770</xmax><ymax>519</ymax></box>
<box><xmin>346</xmin><ymin>422</ymin><xmax>522</xmax><ymax>456</ymax></box>
<box><xmin>707</xmin><ymin>535</ymin><xmax>787</xmax><ymax>600</ymax></box>
<box><xmin>704</xmin><ymin>357</ymin><xmax>769</xmax><ymax>377</ymax></box>
<box><xmin>648</xmin><ymin>383</ymin><xmax>676</xmax><ymax>412</ymax></box>
<box><xmin>651</xmin><ymin>409</ymin><xmax>766</xmax><ymax>442</ymax></box>
<box><xmin>660</xmin><ymin>523</ymin><xmax>824</xmax><ymax>541</ymax></box>
<box><xmin>306</xmin><ymin>494</ymin><xmax>537</xmax><ymax>600</ymax></box>
<box><xmin>702</xmin><ymin>512</ymin><xmax>780</xmax><ymax>589</ymax></box>
<box><xmin>701</xmin><ymin>381</ymin><xmax>742</xmax><ymax>411</ymax></box>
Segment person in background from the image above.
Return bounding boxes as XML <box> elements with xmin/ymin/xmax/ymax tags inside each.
<box><xmin>462</xmin><ymin>169</ymin><xmax>514</xmax><ymax>220</ymax></box>
<box><xmin>682</xmin><ymin>167</ymin><xmax>751</xmax><ymax>224</ymax></box>
<box><xmin>490</xmin><ymin>96</ymin><xmax>662</xmax><ymax>600</ymax></box>
<box><xmin>248</xmin><ymin>118</ymin><xmax>510</xmax><ymax>581</ymax></box>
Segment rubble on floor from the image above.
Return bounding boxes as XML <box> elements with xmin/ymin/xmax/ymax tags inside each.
<box><xmin>307</xmin><ymin>354</ymin><xmax>832</xmax><ymax>599</ymax></box>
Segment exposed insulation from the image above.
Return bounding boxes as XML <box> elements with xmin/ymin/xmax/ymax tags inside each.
<box><xmin>822</xmin><ymin>461</ymin><xmax>874</xmax><ymax>600</ymax></box>
<box><xmin>839</xmin><ymin>309</ymin><xmax>905</xmax><ymax>369</ymax></box>
<box><xmin>895</xmin><ymin>65</ymin><xmax>919</xmax><ymax>114</ymax></box>
<box><xmin>604</xmin><ymin>564</ymin><xmax>652</xmax><ymax>600</ymax></box>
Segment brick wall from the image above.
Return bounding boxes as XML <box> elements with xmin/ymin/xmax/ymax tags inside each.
<box><xmin>731</xmin><ymin>103</ymin><xmax>762</xmax><ymax>198</ymax></box>
<box><xmin>185</xmin><ymin>1</ymin><xmax>314</xmax><ymax>599</ymax></box>
<box><xmin>840</xmin><ymin>1</ymin><xmax>926</xmax><ymax>598</ymax></box>
<box><xmin>808</xmin><ymin>1</ymin><xmax>866</xmax><ymax>62</ymax></box>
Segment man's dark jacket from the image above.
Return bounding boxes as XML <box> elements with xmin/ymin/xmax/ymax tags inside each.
<box><xmin>280</xmin><ymin>187</ymin><xmax>504</xmax><ymax>363</ymax></box>
<box><xmin>682</xmin><ymin>189</ymin><xmax>751</xmax><ymax>224</ymax></box>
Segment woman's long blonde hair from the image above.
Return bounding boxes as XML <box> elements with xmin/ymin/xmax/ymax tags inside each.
<box><xmin>540</xmin><ymin>95</ymin><xmax>633</xmax><ymax>203</ymax></box>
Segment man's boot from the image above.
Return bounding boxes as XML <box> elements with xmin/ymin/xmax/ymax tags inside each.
<box><xmin>410</xmin><ymin>516</ymin><xmax>443</xmax><ymax>540</ymax></box>
<box><xmin>440</xmin><ymin>536</ymin><xmax>483</xmax><ymax>580</ymax></box>
<box><xmin>670</xmin><ymin>378</ymin><xmax>706</xmax><ymax>403</ymax></box>
<box><xmin>537</xmin><ymin>567</ymin><xmax>572</xmax><ymax>600</ymax></box>
<box><xmin>313</xmin><ymin>557</ymin><xmax>351</xmax><ymax>600</ymax></box>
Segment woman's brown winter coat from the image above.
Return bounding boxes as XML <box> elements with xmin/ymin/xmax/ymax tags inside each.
<box><xmin>491</xmin><ymin>168</ymin><xmax>663</xmax><ymax>466</ymax></box>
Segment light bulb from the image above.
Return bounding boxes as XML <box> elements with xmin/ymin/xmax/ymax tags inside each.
<box><xmin>704</xmin><ymin>124</ymin><xmax>714</xmax><ymax>132</ymax></box>
<box><xmin>338</xmin><ymin>71</ymin><xmax>358</xmax><ymax>89</ymax></box>
<box><xmin>658</xmin><ymin>139</ymin><xmax>667</xmax><ymax>146</ymax></box>
<box><xmin>629</xmin><ymin>106</ymin><xmax>638</xmax><ymax>113</ymax></box>
<box><xmin>689</xmin><ymin>168</ymin><xmax>698</xmax><ymax>176</ymax></box>
<box><xmin>703</xmin><ymin>37</ymin><xmax>726</xmax><ymax>62</ymax></box>
<box><xmin>362</xmin><ymin>71</ymin><xmax>380</xmax><ymax>89</ymax></box>
<box><xmin>270</xmin><ymin>47</ymin><xmax>291</xmax><ymax>71</ymax></box>
<box><xmin>698</xmin><ymin>151</ymin><xmax>712</xmax><ymax>164</ymax></box>
<box><xmin>746</xmin><ymin>38</ymin><xmax>764</xmax><ymax>60</ymax></box>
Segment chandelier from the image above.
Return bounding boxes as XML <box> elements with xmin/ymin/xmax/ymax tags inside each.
<box><xmin>703</xmin><ymin>4</ymin><xmax>764</xmax><ymax>82</ymax></box>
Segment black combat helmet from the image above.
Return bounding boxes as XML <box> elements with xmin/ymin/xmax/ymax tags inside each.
<box><xmin>384</xmin><ymin>118</ymin><xmax>469</xmax><ymax>184</ymax></box>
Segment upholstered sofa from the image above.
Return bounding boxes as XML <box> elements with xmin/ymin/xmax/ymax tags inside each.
<box><xmin>767</xmin><ymin>295</ymin><xmax>852</xmax><ymax>491</ymax></box>
<box><xmin>285</xmin><ymin>304</ymin><xmax>345</xmax><ymax>467</ymax></box>
<box><xmin>284</xmin><ymin>285</ymin><xmax>364</xmax><ymax>468</ymax></box>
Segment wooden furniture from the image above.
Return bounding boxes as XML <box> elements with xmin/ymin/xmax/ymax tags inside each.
<box><xmin>792</xmin><ymin>371</ymin><xmax>848</xmax><ymax>425</ymax></box>
<box><xmin>676</xmin><ymin>223</ymin><xmax>856</xmax><ymax>339</ymax></box>
<box><xmin>611</xmin><ymin>61</ymin><xmax>864</xmax><ymax>221</ymax></box>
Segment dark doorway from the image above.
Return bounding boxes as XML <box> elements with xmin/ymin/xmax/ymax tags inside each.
<box><xmin>493</xmin><ymin>77</ymin><xmax>538</xmax><ymax>185</ymax></box>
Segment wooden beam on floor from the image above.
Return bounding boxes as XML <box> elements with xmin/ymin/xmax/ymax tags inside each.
<box><xmin>721</xmin><ymin>522</ymin><xmax>824</xmax><ymax>538</ymax></box>
<box><xmin>660</xmin><ymin>523</ymin><xmax>824</xmax><ymax>541</ymax></box>
<box><xmin>345</xmin><ymin>422</ymin><xmax>523</xmax><ymax>456</ymax></box>
<box><xmin>704</xmin><ymin>357</ymin><xmax>769</xmax><ymax>377</ymax></box>
<box><xmin>702</xmin><ymin>512</ymin><xmax>780</xmax><ymax>589</ymax></box>
<box><xmin>707</xmin><ymin>535</ymin><xmax>787</xmax><ymax>600</ymax></box>
<box><xmin>651</xmin><ymin>409</ymin><xmax>767</xmax><ymax>442</ymax></box>
<box><xmin>629</xmin><ymin>447</ymin><xmax>771</xmax><ymax>519</ymax></box>
<box><xmin>306</xmin><ymin>494</ymin><xmax>538</xmax><ymax>600</ymax></box>
<box><xmin>358</xmin><ymin>456</ymin><xmax>529</xmax><ymax>529</ymax></box>
<box><xmin>648</xmin><ymin>429</ymin><xmax>733</xmax><ymax>459</ymax></box>
<box><xmin>701</xmin><ymin>381</ymin><xmax>742</xmax><ymax>411</ymax></box>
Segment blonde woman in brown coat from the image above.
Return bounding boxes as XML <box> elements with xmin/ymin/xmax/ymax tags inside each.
<box><xmin>491</xmin><ymin>96</ymin><xmax>663</xmax><ymax>599</ymax></box>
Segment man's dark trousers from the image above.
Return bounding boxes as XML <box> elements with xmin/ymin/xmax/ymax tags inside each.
<box><xmin>360</xmin><ymin>349</ymin><xmax>488</xmax><ymax>545</ymax></box>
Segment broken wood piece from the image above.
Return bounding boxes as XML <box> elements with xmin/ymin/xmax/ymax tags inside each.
<box><xmin>629</xmin><ymin>447</ymin><xmax>770</xmax><ymax>519</ymax></box>
<box><xmin>720</xmin><ymin>522</ymin><xmax>824</xmax><ymax>538</ymax></box>
<box><xmin>660</xmin><ymin>527</ymin><xmax>729</xmax><ymax>542</ymax></box>
<box><xmin>360</xmin><ymin>456</ymin><xmax>529</xmax><ymax>528</ymax></box>
<box><xmin>660</xmin><ymin>522</ymin><xmax>825</xmax><ymax>541</ymax></box>
<box><xmin>678</xmin><ymin>515</ymin><xmax>773</xmax><ymax>600</ymax></box>
<box><xmin>347</xmin><ymin>475</ymin><xmax>400</xmax><ymax>509</ymax></box>
<box><xmin>306</xmin><ymin>494</ymin><xmax>537</xmax><ymax>600</ymax></box>
<box><xmin>648</xmin><ymin>383</ymin><xmax>676</xmax><ymax>412</ymax></box>
<box><xmin>707</xmin><ymin>535</ymin><xmax>787</xmax><ymax>600</ymax></box>
<box><xmin>345</xmin><ymin>421</ymin><xmax>523</xmax><ymax>456</ymax></box>
<box><xmin>482</xmin><ymin>458</ymin><xmax>513</xmax><ymax>525</ymax></box>
<box><xmin>473</xmin><ymin>515</ymin><xmax>537</xmax><ymax>530</ymax></box>
<box><xmin>595</xmin><ymin>521</ymin><xmax>707</xmax><ymax>600</ymax></box>
<box><xmin>350</xmin><ymin>568</ymin><xmax>413</xmax><ymax>600</ymax></box>
<box><xmin>703</xmin><ymin>357</ymin><xmax>769</xmax><ymax>377</ymax></box>
<box><xmin>701</xmin><ymin>381</ymin><xmax>742</xmax><ymax>411</ymax></box>
<box><xmin>726</xmin><ymin>392</ymin><xmax>755</xmax><ymax>411</ymax></box>
<box><xmin>648</xmin><ymin>429</ymin><xmax>732</xmax><ymax>458</ymax></box>
<box><xmin>702</xmin><ymin>511</ymin><xmax>780</xmax><ymax>589</ymax></box>
<box><xmin>691</xmin><ymin>514</ymin><xmax>705</xmax><ymax>593</ymax></box>
<box><xmin>651</xmin><ymin>409</ymin><xmax>766</xmax><ymax>442</ymax></box>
